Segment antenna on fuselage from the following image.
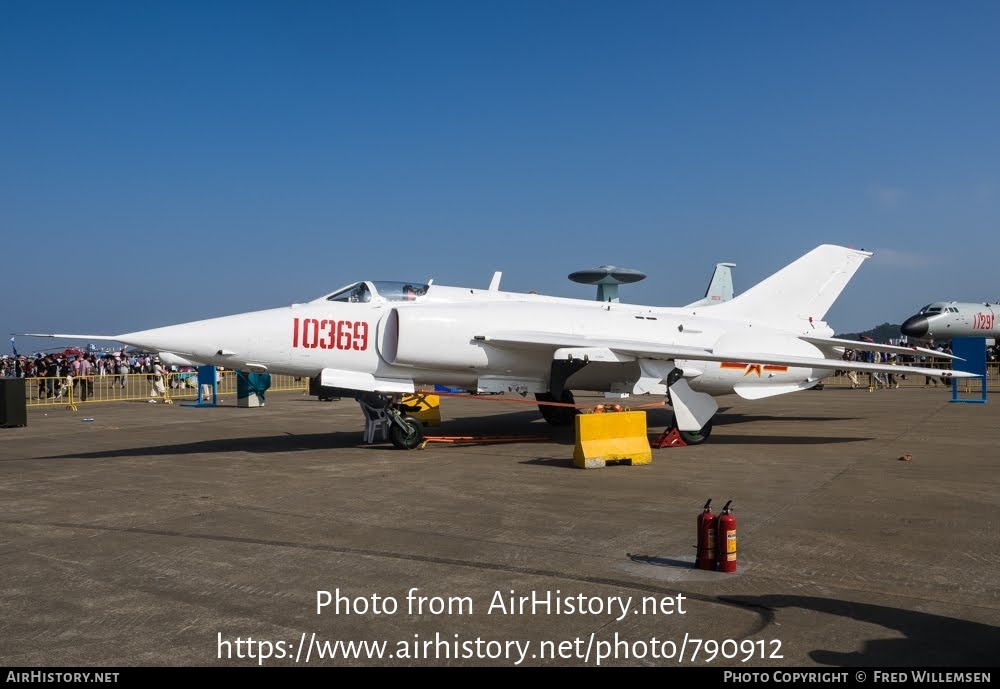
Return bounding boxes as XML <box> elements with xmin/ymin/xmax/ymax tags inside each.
<box><xmin>568</xmin><ymin>265</ymin><xmax>647</xmax><ymax>303</ymax></box>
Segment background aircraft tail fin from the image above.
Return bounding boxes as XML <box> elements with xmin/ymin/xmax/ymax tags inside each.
<box><xmin>685</xmin><ymin>262</ymin><xmax>735</xmax><ymax>307</ymax></box>
<box><xmin>708</xmin><ymin>245</ymin><xmax>871</xmax><ymax>324</ymax></box>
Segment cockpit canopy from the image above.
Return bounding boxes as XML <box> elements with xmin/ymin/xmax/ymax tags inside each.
<box><xmin>917</xmin><ymin>303</ymin><xmax>958</xmax><ymax>315</ymax></box>
<box><xmin>322</xmin><ymin>281</ymin><xmax>430</xmax><ymax>304</ymax></box>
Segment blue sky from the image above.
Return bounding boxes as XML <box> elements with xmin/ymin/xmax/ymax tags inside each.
<box><xmin>3</xmin><ymin>1</ymin><xmax>999</xmax><ymax>354</ymax></box>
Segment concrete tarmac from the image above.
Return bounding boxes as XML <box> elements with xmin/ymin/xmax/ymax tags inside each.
<box><xmin>1</xmin><ymin>386</ymin><xmax>998</xmax><ymax>667</ymax></box>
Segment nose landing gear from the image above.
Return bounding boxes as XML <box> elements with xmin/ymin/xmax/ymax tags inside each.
<box><xmin>358</xmin><ymin>392</ymin><xmax>425</xmax><ymax>449</ymax></box>
<box><xmin>388</xmin><ymin>409</ymin><xmax>424</xmax><ymax>449</ymax></box>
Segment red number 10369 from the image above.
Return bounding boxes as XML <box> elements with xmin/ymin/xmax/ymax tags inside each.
<box><xmin>292</xmin><ymin>318</ymin><xmax>369</xmax><ymax>350</ymax></box>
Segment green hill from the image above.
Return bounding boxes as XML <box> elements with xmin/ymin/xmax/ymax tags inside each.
<box><xmin>834</xmin><ymin>322</ymin><xmax>902</xmax><ymax>343</ymax></box>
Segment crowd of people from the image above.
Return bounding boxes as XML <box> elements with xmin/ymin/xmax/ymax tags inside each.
<box><xmin>836</xmin><ymin>342</ymin><xmax>1000</xmax><ymax>389</ymax></box>
<box><xmin>1</xmin><ymin>350</ymin><xmax>180</xmax><ymax>401</ymax></box>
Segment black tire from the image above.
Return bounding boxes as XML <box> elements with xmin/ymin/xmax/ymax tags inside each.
<box><xmin>535</xmin><ymin>391</ymin><xmax>579</xmax><ymax>426</ymax></box>
<box><xmin>670</xmin><ymin>413</ymin><xmax>713</xmax><ymax>445</ymax></box>
<box><xmin>389</xmin><ymin>416</ymin><xmax>424</xmax><ymax>450</ymax></box>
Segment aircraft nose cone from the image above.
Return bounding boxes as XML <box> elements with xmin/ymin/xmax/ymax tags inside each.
<box><xmin>900</xmin><ymin>315</ymin><xmax>929</xmax><ymax>338</ymax></box>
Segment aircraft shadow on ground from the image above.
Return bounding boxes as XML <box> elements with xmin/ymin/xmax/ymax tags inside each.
<box><xmin>37</xmin><ymin>409</ymin><xmax>869</xmax><ymax>460</ymax></box>
<box><xmin>693</xmin><ymin>435</ymin><xmax>871</xmax><ymax>445</ymax></box>
<box><xmin>40</xmin><ymin>432</ymin><xmax>394</xmax><ymax>459</ymax></box>
<box><xmin>720</xmin><ymin>594</ymin><xmax>1000</xmax><ymax>667</ymax></box>
<box><xmin>639</xmin><ymin>409</ymin><xmax>861</xmax><ymax>431</ymax></box>
<box><xmin>708</xmin><ymin>413</ymin><xmax>861</xmax><ymax>426</ymax></box>
<box><xmin>434</xmin><ymin>411</ymin><xmax>554</xmax><ymax>433</ymax></box>
<box><xmin>442</xmin><ymin>408</ymin><xmax>864</xmax><ymax>440</ymax></box>
<box><xmin>359</xmin><ymin>405</ymin><xmax>859</xmax><ymax>443</ymax></box>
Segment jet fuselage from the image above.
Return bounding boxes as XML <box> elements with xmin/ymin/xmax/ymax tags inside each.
<box><xmin>900</xmin><ymin>301</ymin><xmax>1000</xmax><ymax>343</ymax></box>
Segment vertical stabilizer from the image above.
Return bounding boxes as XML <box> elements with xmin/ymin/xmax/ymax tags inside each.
<box><xmin>685</xmin><ymin>262</ymin><xmax>736</xmax><ymax>307</ymax></box>
<box><xmin>707</xmin><ymin>245</ymin><xmax>872</xmax><ymax>324</ymax></box>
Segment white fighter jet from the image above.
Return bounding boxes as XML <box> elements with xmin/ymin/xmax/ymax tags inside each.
<box><xmin>900</xmin><ymin>301</ymin><xmax>1000</xmax><ymax>343</ymax></box>
<box><xmin>24</xmin><ymin>244</ymin><xmax>974</xmax><ymax>448</ymax></box>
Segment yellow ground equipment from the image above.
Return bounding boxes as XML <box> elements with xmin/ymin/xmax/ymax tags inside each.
<box><xmin>573</xmin><ymin>407</ymin><xmax>652</xmax><ymax>468</ymax></box>
<box><xmin>400</xmin><ymin>393</ymin><xmax>441</xmax><ymax>427</ymax></box>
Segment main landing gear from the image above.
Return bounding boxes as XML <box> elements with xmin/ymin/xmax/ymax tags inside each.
<box><xmin>670</xmin><ymin>412</ymin><xmax>713</xmax><ymax>445</ymax></box>
<box><xmin>535</xmin><ymin>390</ymin><xmax>580</xmax><ymax>426</ymax></box>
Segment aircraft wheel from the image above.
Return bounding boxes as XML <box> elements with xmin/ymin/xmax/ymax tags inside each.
<box><xmin>671</xmin><ymin>413</ymin><xmax>713</xmax><ymax>445</ymax></box>
<box><xmin>390</xmin><ymin>416</ymin><xmax>424</xmax><ymax>450</ymax></box>
<box><xmin>536</xmin><ymin>391</ymin><xmax>579</xmax><ymax>426</ymax></box>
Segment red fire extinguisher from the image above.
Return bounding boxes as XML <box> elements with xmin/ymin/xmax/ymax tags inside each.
<box><xmin>695</xmin><ymin>499</ymin><xmax>716</xmax><ymax>570</ymax></box>
<box><xmin>716</xmin><ymin>500</ymin><xmax>737</xmax><ymax>573</ymax></box>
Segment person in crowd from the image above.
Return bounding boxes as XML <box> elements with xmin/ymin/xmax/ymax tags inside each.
<box><xmin>148</xmin><ymin>357</ymin><xmax>167</xmax><ymax>402</ymax></box>
<box><xmin>45</xmin><ymin>356</ymin><xmax>60</xmax><ymax>399</ymax></box>
<box><xmin>71</xmin><ymin>356</ymin><xmax>88</xmax><ymax>401</ymax></box>
<box><xmin>842</xmin><ymin>349</ymin><xmax>860</xmax><ymax>388</ymax></box>
<box><xmin>79</xmin><ymin>355</ymin><xmax>93</xmax><ymax>400</ymax></box>
<box><xmin>116</xmin><ymin>356</ymin><xmax>129</xmax><ymax>389</ymax></box>
<box><xmin>85</xmin><ymin>355</ymin><xmax>96</xmax><ymax>398</ymax></box>
<box><xmin>885</xmin><ymin>352</ymin><xmax>899</xmax><ymax>389</ymax></box>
